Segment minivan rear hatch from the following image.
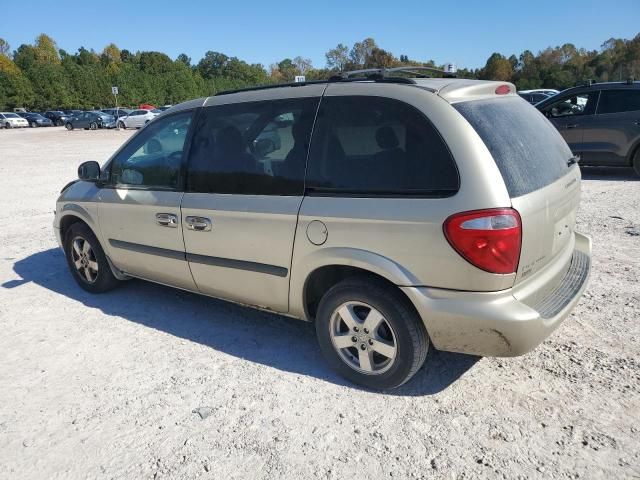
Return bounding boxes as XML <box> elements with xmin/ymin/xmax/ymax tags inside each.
<box><xmin>453</xmin><ymin>96</ymin><xmax>581</xmax><ymax>288</ymax></box>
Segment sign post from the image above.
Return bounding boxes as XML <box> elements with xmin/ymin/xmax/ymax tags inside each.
<box><xmin>111</xmin><ymin>86</ymin><xmax>119</xmax><ymax>130</ymax></box>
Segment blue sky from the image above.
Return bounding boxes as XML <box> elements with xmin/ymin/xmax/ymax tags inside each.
<box><xmin>1</xmin><ymin>0</ymin><xmax>639</xmax><ymax>69</ymax></box>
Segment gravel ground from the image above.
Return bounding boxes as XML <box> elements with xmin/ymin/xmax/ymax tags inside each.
<box><xmin>0</xmin><ymin>127</ymin><xmax>638</xmax><ymax>480</ymax></box>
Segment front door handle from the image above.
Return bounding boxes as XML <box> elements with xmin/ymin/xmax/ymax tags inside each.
<box><xmin>156</xmin><ymin>213</ymin><xmax>178</xmax><ymax>228</ymax></box>
<box><xmin>566</xmin><ymin>124</ymin><xmax>579</xmax><ymax>129</ymax></box>
<box><xmin>185</xmin><ymin>216</ymin><xmax>212</xmax><ymax>232</ymax></box>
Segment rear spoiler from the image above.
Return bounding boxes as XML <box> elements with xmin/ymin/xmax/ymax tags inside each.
<box><xmin>438</xmin><ymin>81</ymin><xmax>518</xmax><ymax>103</ymax></box>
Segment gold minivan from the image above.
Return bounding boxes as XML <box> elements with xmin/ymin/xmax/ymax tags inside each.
<box><xmin>54</xmin><ymin>70</ymin><xmax>592</xmax><ymax>389</ymax></box>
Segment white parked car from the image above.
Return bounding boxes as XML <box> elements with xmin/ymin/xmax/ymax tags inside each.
<box><xmin>519</xmin><ymin>89</ymin><xmax>560</xmax><ymax>96</ymax></box>
<box><xmin>117</xmin><ymin>109</ymin><xmax>158</xmax><ymax>129</ymax></box>
<box><xmin>0</xmin><ymin>112</ymin><xmax>29</xmax><ymax>129</ymax></box>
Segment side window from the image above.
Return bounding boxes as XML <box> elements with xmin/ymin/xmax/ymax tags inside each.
<box><xmin>186</xmin><ymin>97</ymin><xmax>319</xmax><ymax>195</ymax></box>
<box><xmin>544</xmin><ymin>92</ymin><xmax>597</xmax><ymax>117</ymax></box>
<box><xmin>306</xmin><ymin>96</ymin><xmax>459</xmax><ymax>195</ymax></box>
<box><xmin>597</xmin><ymin>90</ymin><xmax>640</xmax><ymax>114</ymax></box>
<box><xmin>110</xmin><ymin>111</ymin><xmax>193</xmax><ymax>189</ymax></box>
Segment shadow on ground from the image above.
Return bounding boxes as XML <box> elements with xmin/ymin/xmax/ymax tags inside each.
<box><xmin>3</xmin><ymin>248</ymin><xmax>479</xmax><ymax>396</ymax></box>
<box><xmin>580</xmin><ymin>166</ymin><xmax>638</xmax><ymax>181</ymax></box>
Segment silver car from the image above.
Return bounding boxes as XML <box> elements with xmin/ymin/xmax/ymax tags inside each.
<box><xmin>53</xmin><ymin>73</ymin><xmax>592</xmax><ymax>389</ymax></box>
<box><xmin>0</xmin><ymin>112</ymin><xmax>29</xmax><ymax>129</ymax></box>
<box><xmin>117</xmin><ymin>109</ymin><xmax>159</xmax><ymax>129</ymax></box>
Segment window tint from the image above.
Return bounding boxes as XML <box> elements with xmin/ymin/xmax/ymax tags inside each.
<box><xmin>543</xmin><ymin>92</ymin><xmax>597</xmax><ymax>117</ymax></box>
<box><xmin>306</xmin><ymin>96</ymin><xmax>458</xmax><ymax>196</ymax></box>
<box><xmin>597</xmin><ymin>89</ymin><xmax>640</xmax><ymax>114</ymax></box>
<box><xmin>110</xmin><ymin>111</ymin><xmax>192</xmax><ymax>189</ymax></box>
<box><xmin>186</xmin><ymin>97</ymin><xmax>319</xmax><ymax>195</ymax></box>
<box><xmin>455</xmin><ymin>97</ymin><xmax>573</xmax><ymax>198</ymax></box>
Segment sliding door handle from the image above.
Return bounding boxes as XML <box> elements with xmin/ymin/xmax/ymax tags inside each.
<box><xmin>185</xmin><ymin>216</ymin><xmax>212</xmax><ymax>232</ymax></box>
<box><xmin>156</xmin><ymin>213</ymin><xmax>178</xmax><ymax>227</ymax></box>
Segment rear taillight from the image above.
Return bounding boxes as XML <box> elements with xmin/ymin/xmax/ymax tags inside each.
<box><xmin>444</xmin><ymin>208</ymin><xmax>522</xmax><ymax>274</ymax></box>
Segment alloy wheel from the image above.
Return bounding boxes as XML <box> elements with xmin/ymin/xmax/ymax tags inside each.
<box><xmin>71</xmin><ymin>236</ymin><xmax>99</xmax><ymax>284</ymax></box>
<box><xmin>329</xmin><ymin>301</ymin><xmax>398</xmax><ymax>375</ymax></box>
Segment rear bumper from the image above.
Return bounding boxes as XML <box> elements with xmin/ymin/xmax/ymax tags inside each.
<box><xmin>402</xmin><ymin>232</ymin><xmax>592</xmax><ymax>357</ymax></box>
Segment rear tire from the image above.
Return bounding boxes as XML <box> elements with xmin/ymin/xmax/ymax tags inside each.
<box><xmin>65</xmin><ymin>123</ymin><xmax>73</xmax><ymax>131</ymax></box>
<box><xmin>30</xmin><ymin>121</ymin><xmax>37</xmax><ymax>128</ymax></box>
<box><xmin>633</xmin><ymin>148</ymin><xmax>640</xmax><ymax>177</ymax></box>
<box><xmin>315</xmin><ymin>277</ymin><xmax>429</xmax><ymax>390</ymax></box>
<box><xmin>64</xmin><ymin>222</ymin><xmax>120</xmax><ymax>293</ymax></box>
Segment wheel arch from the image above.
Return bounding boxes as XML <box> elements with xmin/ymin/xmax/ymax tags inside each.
<box><xmin>627</xmin><ymin>136</ymin><xmax>640</xmax><ymax>167</ymax></box>
<box><xmin>292</xmin><ymin>247</ymin><xmax>422</xmax><ymax>321</ymax></box>
<box><xmin>58</xmin><ymin>211</ymin><xmax>128</xmax><ymax>281</ymax></box>
<box><xmin>59</xmin><ymin>212</ymin><xmax>97</xmax><ymax>244</ymax></box>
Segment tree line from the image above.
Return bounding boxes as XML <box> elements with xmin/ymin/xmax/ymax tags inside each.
<box><xmin>0</xmin><ymin>33</ymin><xmax>638</xmax><ymax>111</ymax></box>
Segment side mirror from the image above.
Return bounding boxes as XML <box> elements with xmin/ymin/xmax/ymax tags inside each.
<box><xmin>78</xmin><ymin>161</ymin><xmax>100</xmax><ymax>181</ymax></box>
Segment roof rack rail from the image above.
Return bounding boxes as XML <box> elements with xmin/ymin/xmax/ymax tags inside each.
<box><xmin>215</xmin><ymin>65</ymin><xmax>456</xmax><ymax>96</ymax></box>
<box><xmin>215</xmin><ymin>80</ymin><xmax>327</xmax><ymax>96</ymax></box>
<box><xmin>333</xmin><ymin>65</ymin><xmax>457</xmax><ymax>80</ymax></box>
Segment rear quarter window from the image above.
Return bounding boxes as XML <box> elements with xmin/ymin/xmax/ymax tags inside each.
<box><xmin>597</xmin><ymin>89</ymin><xmax>640</xmax><ymax>114</ymax></box>
<box><xmin>454</xmin><ymin>97</ymin><xmax>573</xmax><ymax>197</ymax></box>
<box><xmin>306</xmin><ymin>96</ymin><xmax>459</xmax><ymax>196</ymax></box>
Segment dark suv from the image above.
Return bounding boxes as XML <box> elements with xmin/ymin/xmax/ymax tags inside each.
<box><xmin>536</xmin><ymin>81</ymin><xmax>640</xmax><ymax>175</ymax></box>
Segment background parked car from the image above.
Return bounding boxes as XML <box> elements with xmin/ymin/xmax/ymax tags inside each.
<box><xmin>16</xmin><ymin>112</ymin><xmax>54</xmax><ymax>127</ymax></box>
<box><xmin>518</xmin><ymin>91</ymin><xmax>551</xmax><ymax>104</ymax></box>
<box><xmin>536</xmin><ymin>80</ymin><xmax>640</xmax><ymax>175</ymax></box>
<box><xmin>65</xmin><ymin>111</ymin><xmax>116</xmax><ymax>130</ymax></box>
<box><xmin>42</xmin><ymin>111</ymin><xmax>71</xmax><ymax>126</ymax></box>
<box><xmin>63</xmin><ymin>110</ymin><xmax>83</xmax><ymax>116</ymax></box>
<box><xmin>519</xmin><ymin>89</ymin><xmax>560</xmax><ymax>96</ymax></box>
<box><xmin>0</xmin><ymin>112</ymin><xmax>29</xmax><ymax>128</ymax></box>
<box><xmin>117</xmin><ymin>109</ymin><xmax>158</xmax><ymax>129</ymax></box>
<box><xmin>101</xmin><ymin>108</ymin><xmax>132</xmax><ymax>119</ymax></box>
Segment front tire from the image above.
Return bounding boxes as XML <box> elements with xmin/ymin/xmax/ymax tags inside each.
<box><xmin>315</xmin><ymin>277</ymin><xmax>429</xmax><ymax>390</ymax></box>
<box><xmin>633</xmin><ymin>148</ymin><xmax>640</xmax><ymax>177</ymax></box>
<box><xmin>89</xmin><ymin>122</ymin><xmax>98</xmax><ymax>130</ymax></box>
<box><xmin>64</xmin><ymin>222</ymin><xmax>120</xmax><ymax>293</ymax></box>
<box><xmin>118</xmin><ymin>121</ymin><xmax>126</xmax><ymax>129</ymax></box>
<box><xmin>65</xmin><ymin>122</ymin><xmax>73</xmax><ymax>130</ymax></box>
<box><xmin>30</xmin><ymin>121</ymin><xmax>37</xmax><ymax>128</ymax></box>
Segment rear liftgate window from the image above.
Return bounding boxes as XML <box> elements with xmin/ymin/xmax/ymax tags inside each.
<box><xmin>454</xmin><ymin>97</ymin><xmax>573</xmax><ymax>197</ymax></box>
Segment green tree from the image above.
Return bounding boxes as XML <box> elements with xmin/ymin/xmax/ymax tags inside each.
<box><xmin>480</xmin><ymin>53</ymin><xmax>513</xmax><ymax>81</ymax></box>
<box><xmin>325</xmin><ymin>43</ymin><xmax>349</xmax><ymax>70</ymax></box>
<box><xmin>0</xmin><ymin>55</ymin><xmax>35</xmax><ymax>109</ymax></box>
<box><xmin>0</xmin><ymin>38</ymin><xmax>10</xmax><ymax>57</ymax></box>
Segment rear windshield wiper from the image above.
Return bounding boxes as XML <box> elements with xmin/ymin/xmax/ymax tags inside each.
<box><xmin>567</xmin><ymin>155</ymin><xmax>580</xmax><ymax>167</ymax></box>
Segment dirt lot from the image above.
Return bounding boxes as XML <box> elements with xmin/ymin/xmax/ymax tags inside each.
<box><xmin>0</xmin><ymin>127</ymin><xmax>638</xmax><ymax>480</ymax></box>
